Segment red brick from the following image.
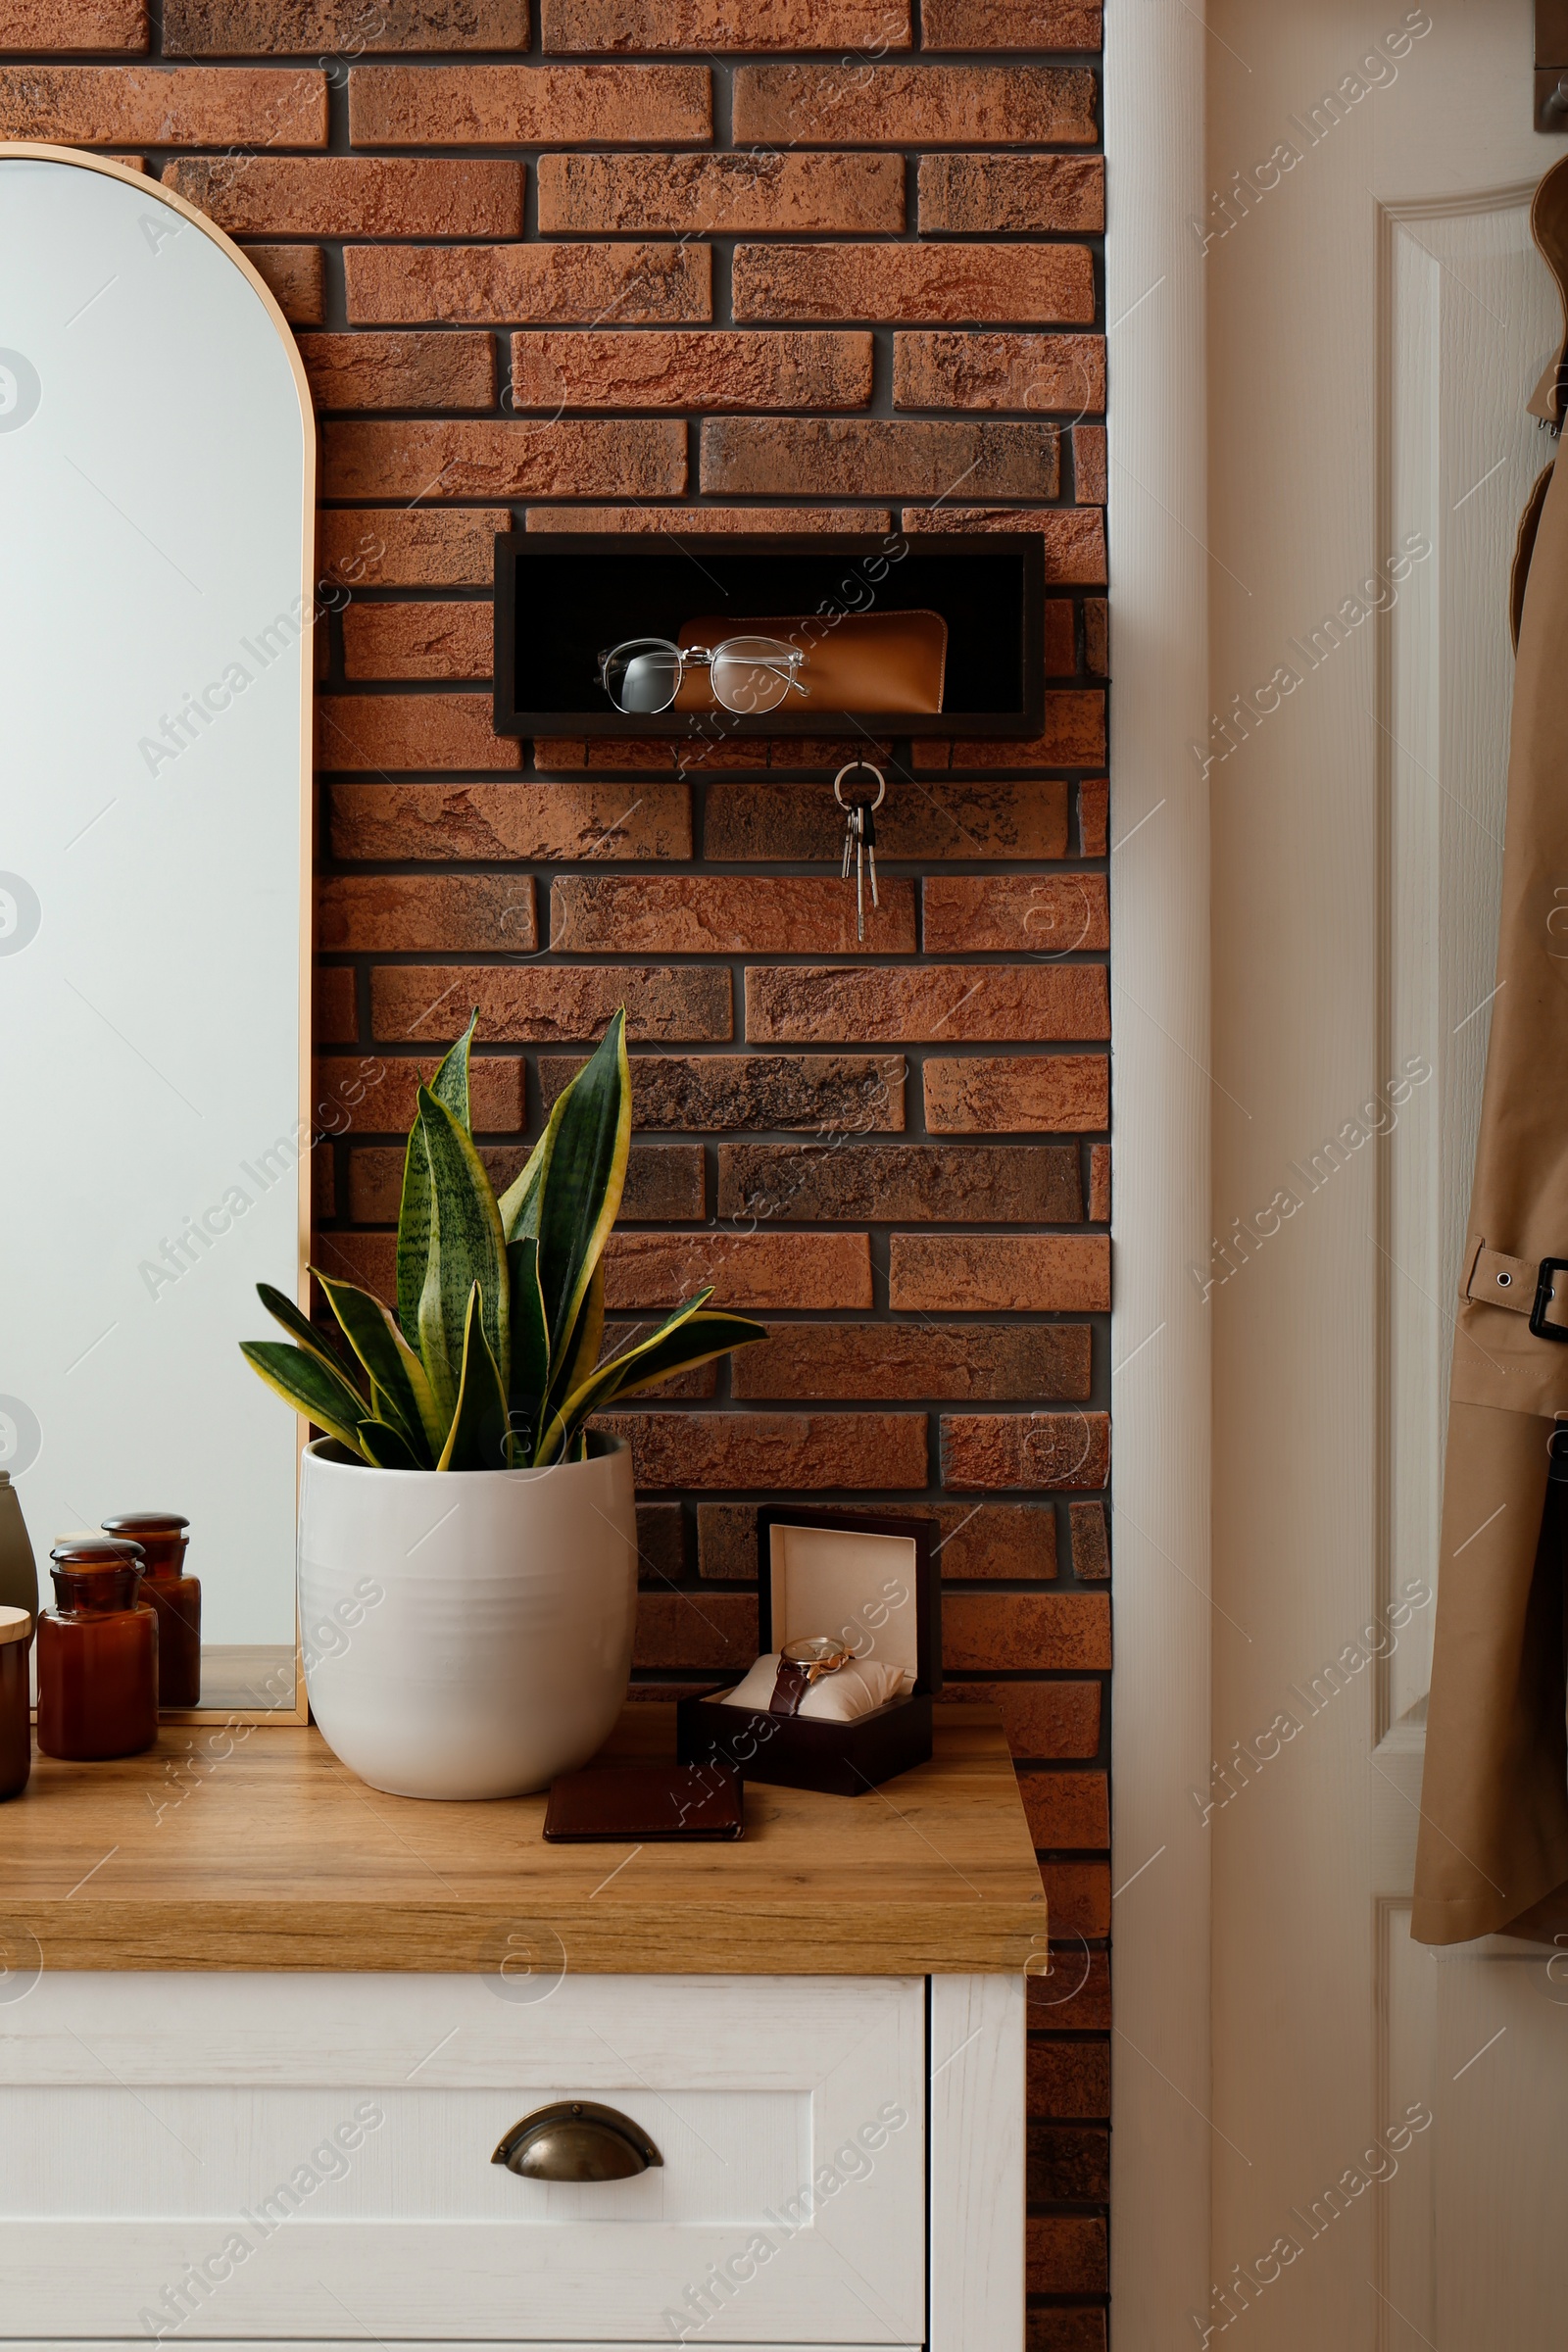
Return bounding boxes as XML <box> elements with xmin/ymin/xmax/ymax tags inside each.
<box><xmin>316</xmin><ymin>694</ymin><xmax>517</xmax><ymax>773</ymax></box>
<box><xmin>1084</xmin><ymin>601</ymin><xmax>1107</xmax><ymax>679</ymax></box>
<box><xmin>1029</xmin><ymin>1944</ymin><xmax>1108</xmax><ymax>2029</ymax></box>
<box><xmin>890</xmin><ymin>1234</ymin><xmax>1108</xmax><ymax>1311</ymax></box>
<box><xmin>348</xmin><ymin>1140</ymin><xmax>698</xmax><ymax>1223</ymax></box>
<box><xmin>1044</xmin><ymin>601</ymin><xmax>1076</xmax><ymax>675</ymax></box>
<box><xmin>0</xmin><ymin>1</ymin><xmax>145</xmax><ymax>46</ymax></box>
<box><xmin>707</xmin><ymin>777</ymin><xmax>1068</xmax><ymax>861</ymax></box>
<box><xmin>924</xmin><ymin>1054</ymin><xmax>1108</xmax><ymax>1134</ymax></box>
<box><xmin>244</xmin><ymin>243</ymin><xmax>322</xmax><ymax>325</ymax></box>
<box><xmin>510</xmin><ymin>329</ymin><xmax>871</xmax><ymax>411</ymax></box>
<box><xmin>923</xmin><ymin>0</ymin><xmax>1098</xmax><ymax>45</ymax></box>
<box><xmin>314</xmin><ymin>964</ymin><xmax>359</xmax><ymax>1046</ymax></box>
<box><xmin>1087</xmin><ymin>1143</ymin><xmax>1109</xmax><ymax>1222</ymax></box>
<box><xmin>903</xmin><ymin>504</ymin><xmax>1106</xmax><ymax>584</ymax></box>
<box><xmin>735</xmin><ymin>244</ymin><xmax>1094</xmax><ymax>325</ymax></box>
<box><xmin>330</xmin><ymin>780</ymin><xmax>691</xmax><ymax>861</ymax></box>
<box><xmin>720</xmin><ymin>1141</ymin><xmax>1079</xmax><ymax>1224</ymax></box>
<box><xmin>544</xmin><ymin>0</ymin><xmax>907</xmax><ymax>47</ymax></box>
<box><xmin>299</xmin><ymin>332</ymin><xmax>495</xmax><ymax>413</ymax></box>
<box><xmin>526</xmin><ymin>503</ymin><xmax>889</xmax><ymax>535</ymax></box>
<box><xmin>371</xmin><ymin>964</ymin><xmax>731</xmax><ymax>1045</ymax></box>
<box><xmin>634</xmin><ymin>1501</ymin><xmax>687</xmax><ymax>1584</ymax></box>
<box><xmin>1078</xmin><ymin>777</ymin><xmax>1106</xmax><ymax>854</ymax></box>
<box><xmin>945</xmin><ymin>1680</ymin><xmax>1100</xmax><ymax>1756</ymax></box>
<box><xmin>542</xmin><ymin>1052</ymin><xmax>905</xmax><ymax>1132</ymax></box>
<box><xmin>1027</xmin><ymin>2216</ymin><xmax>1106</xmax><ymax>2298</ymax></box>
<box><xmin>934</xmin><ymin>691</ymin><xmax>1104</xmax><ymax>769</ymax></box>
<box><xmin>312</xmin><ymin>1054</ymin><xmax>523</xmax><ymax>1139</ymax></box>
<box><xmin>317</xmin><ymin>874</ymin><xmax>536</xmax><ymax>955</ymax></box>
<box><xmin>1072</xmin><ymin>422</ymin><xmax>1105</xmax><ymax>503</ymax></box>
<box><xmin>319</xmin><ymin>509</ymin><xmax>511</xmax><ymax>590</ymax></box>
<box><xmin>699</xmin><ymin>1501</ymin><xmax>1056</xmax><ymax>1581</ymax></box>
<box><xmin>918</xmin><ymin>152</ymin><xmax>1103</xmax><ymax>233</ymax></box>
<box><xmin>342</xmin><ymin>602</ymin><xmax>490</xmax><ymax>682</ymax></box>
<box><xmin>1027</xmin><ymin>2313</ymin><xmax>1105</xmax><ymax>2352</ymax></box>
<box><xmin>605</xmin><ymin>1231</ymin><xmax>871</xmax><ymax>1310</ymax></box>
<box><xmin>165</xmin><ymin>0</ymin><xmax>526</xmax><ymax>50</ymax></box>
<box><xmin>923</xmin><ymin>874</ymin><xmax>1107</xmax><ymax>956</ymax></box>
<box><xmin>1028</xmin><ymin>2038</ymin><xmax>1109</xmax><ymax>2117</ymax></box>
<box><xmin>166</xmin><ymin>155</ymin><xmax>523</xmax><ymax>237</ymax></box>
<box><xmin>313</xmin><ymin>1231</ymin><xmax>396</xmax><ymax>1302</ymax></box>
<box><xmin>313</xmin><ymin>1142</ymin><xmax>335</xmax><ymax>1222</ymax></box>
<box><xmin>323</xmin><ymin>418</ymin><xmax>686</xmax><ymax>501</ymax></box>
<box><xmin>703</xmin><ymin>418</ymin><xmax>1056</xmax><ymax>500</ymax></box>
<box><xmin>633</xmin><ymin>1591</ymin><xmax>756</xmax><ymax>1670</ymax></box>
<box><xmin>1020</xmin><ymin>1770</ymin><xmax>1106</xmax><ymax>1849</ymax></box>
<box><xmin>894</xmin><ymin>330</ymin><xmax>1103</xmax><ymax>413</ymax></box>
<box><xmin>1029</xmin><ymin>2122</ymin><xmax>1108</xmax><ymax>2202</ymax></box>
<box><xmin>348</xmin><ymin>62</ymin><xmax>710</xmax><ymax>145</ymax></box>
<box><xmin>0</xmin><ymin>65</ymin><xmax>325</xmax><ymax>144</ymax></box>
<box><xmin>1069</xmin><ymin>1499</ymin><xmax>1108</xmax><ymax>1581</ymax></box>
<box><xmin>942</xmin><ymin>1413</ymin><xmax>1110</xmax><ymax>1492</ymax></box>
<box><xmin>732</xmin><ymin>1323</ymin><xmax>1089</xmax><ymax>1402</ymax></box>
<box><xmin>944</xmin><ymin>1592</ymin><xmax>1108</xmax><ymax>1672</ymax></box>
<box><xmin>731</xmin><ymin>65</ymin><xmax>1096</xmax><ymax>147</ymax></box>
<box><xmin>745</xmin><ymin>964</ymin><xmax>1109</xmax><ymax>1045</ymax></box>
<box><xmin>598</xmin><ymin>1410</ymin><xmax>927</xmax><ymax>1492</ymax></box>
<box><xmin>553</xmin><ymin>875</ymin><xmax>914</xmax><ymax>956</ymax></box>
<box><xmin>346</xmin><ymin>242</ymin><xmax>710</xmax><ymax>326</ymax></box>
<box><xmin>532</xmin><ymin>731</ymin><xmax>900</xmax><ymax>776</ymax></box>
<box><xmin>1038</xmin><ymin>1860</ymin><xmax>1109</xmax><ymax>1937</ymax></box>
<box><xmin>537</xmin><ymin>149</ymin><xmax>903</xmax><ymax>234</ymax></box>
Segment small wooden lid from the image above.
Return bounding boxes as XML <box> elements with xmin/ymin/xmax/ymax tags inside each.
<box><xmin>50</xmin><ymin>1536</ymin><xmax>145</xmax><ymax>1568</ymax></box>
<box><xmin>0</xmin><ymin>1606</ymin><xmax>31</xmax><ymax>1646</ymax></box>
<box><xmin>102</xmin><ymin>1511</ymin><xmax>188</xmax><ymax>1535</ymax></box>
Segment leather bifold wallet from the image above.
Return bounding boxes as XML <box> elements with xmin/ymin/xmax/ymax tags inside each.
<box><xmin>543</xmin><ymin>1761</ymin><xmax>744</xmax><ymax>1842</ymax></box>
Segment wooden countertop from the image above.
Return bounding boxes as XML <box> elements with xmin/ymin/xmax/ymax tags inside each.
<box><xmin>0</xmin><ymin>1702</ymin><xmax>1046</xmax><ymax>1977</ymax></box>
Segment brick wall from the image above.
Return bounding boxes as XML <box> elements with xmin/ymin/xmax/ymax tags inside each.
<box><xmin>1</xmin><ymin>5</ymin><xmax>1109</xmax><ymax>2339</ymax></box>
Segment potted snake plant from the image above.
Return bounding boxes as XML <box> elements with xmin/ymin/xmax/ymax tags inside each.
<box><xmin>240</xmin><ymin>1010</ymin><xmax>763</xmax><ymax>1799</ymax></box>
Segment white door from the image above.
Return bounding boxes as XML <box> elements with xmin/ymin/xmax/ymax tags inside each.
<box><xmin>1202</xmin><ymin>5</ymin><xmax>1566</xmax><ymax>2347</ymax></box>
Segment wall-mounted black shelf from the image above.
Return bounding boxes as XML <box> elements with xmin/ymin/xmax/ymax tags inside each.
<box><xmin>492</xmin><ymin>531</ymin><xmax>1045</xmax><ymax>741</ymax></box>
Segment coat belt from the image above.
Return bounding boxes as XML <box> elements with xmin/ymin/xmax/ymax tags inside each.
<box><xmin>1462</xmin><ymin>1239</ymin><xmax>1568</xmax><ymax>1336</ymax></box>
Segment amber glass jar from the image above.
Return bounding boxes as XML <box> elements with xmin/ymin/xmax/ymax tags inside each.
<box><xmin>102</xmin><ymin>1512</ymin><xmax>197</xmax><ymax>1708</ymax></box>
<box><xmin>37</xmin><ymin>1540</ymin><xmax>158</xmax><ymax>1761</ymax></box>
<box><xmin>0</xmin><ymin>1606</ymin><xmax>30</xmax><ymax>1799</ymax></box>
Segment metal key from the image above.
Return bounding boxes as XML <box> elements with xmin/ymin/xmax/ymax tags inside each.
<box><xmin>833</xmin><ymin>760</ymin><xmax>887</xmax><ymax>943</ymax></box>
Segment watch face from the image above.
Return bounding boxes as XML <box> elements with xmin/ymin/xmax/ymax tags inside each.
<box><xmin>782</xmin><ymin>1635</ymin><xmax>853</xmax><ymax>1671</ymax></box>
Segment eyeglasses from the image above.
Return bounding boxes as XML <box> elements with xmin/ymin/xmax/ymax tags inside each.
<box><xmin>598</xmin><ymin>635</ymin><xmax>808</xmax><ymax>716</ymax></box>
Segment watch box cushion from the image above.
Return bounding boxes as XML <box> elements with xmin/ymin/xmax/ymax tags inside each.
<box><xmin>719</xmin><ymin>1651</ymin><xmax>914</xmax><ymax>1722</ymax></box>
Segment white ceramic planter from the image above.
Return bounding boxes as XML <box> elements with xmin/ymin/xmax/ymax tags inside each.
<box><xmin>297</xmin><ymin>1431</ymin><xmax>638</xmax><ymax>1800</ymax></box>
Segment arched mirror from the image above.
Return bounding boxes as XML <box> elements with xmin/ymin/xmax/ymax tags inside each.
<box><xmin>0</xmin><ymin>146</ymin><xmax>313</xmax><ymax>1718</ymax></box>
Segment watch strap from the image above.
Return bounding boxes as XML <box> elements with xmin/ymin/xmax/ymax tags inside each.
<box><xmin>768</xmin><ymin>1657</ymin><xmax>813</xmax><ymax>1716</ymax></box>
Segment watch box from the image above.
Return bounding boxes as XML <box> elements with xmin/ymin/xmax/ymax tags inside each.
<box><xmin>675</xmin><ymin>1508</ymin><xmax>940</xmax><ymax>1797</ymax></box>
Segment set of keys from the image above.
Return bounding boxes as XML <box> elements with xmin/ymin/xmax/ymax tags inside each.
<box><xmin>834</xmin><ymin>760</ymin><xmax>885</xmax><ymax>942</ymax></box>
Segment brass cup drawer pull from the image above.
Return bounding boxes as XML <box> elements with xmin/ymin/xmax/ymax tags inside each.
<box><xmin>492</xmin><ymin>2100</ymin><xmax>663</xmax><ymax>2181</ymax></box>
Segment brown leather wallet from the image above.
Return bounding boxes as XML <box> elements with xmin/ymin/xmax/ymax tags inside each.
<box><xmin>542</xmin><ymin>1762</ymin><xmax>744</xmax><ymax>1841</ymax></box>
<box><xmin>672</xmin><ymin>610</ymin><xmax>947</xmax><ymax>715</ymax></box>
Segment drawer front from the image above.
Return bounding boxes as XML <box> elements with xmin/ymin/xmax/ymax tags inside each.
<box><xmin>0</xmin><ymin>1973</ymin><xmax>926</xmax><ymax>2343</ymax></box>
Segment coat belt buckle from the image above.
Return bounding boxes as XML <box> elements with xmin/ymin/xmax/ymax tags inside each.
<box><xmin>1530</xmin><ymin>1259</ymin><xmax>1568</xmax><ymax>1341</ymax></box>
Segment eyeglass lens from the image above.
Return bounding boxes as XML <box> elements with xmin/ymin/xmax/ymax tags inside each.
<box><xmin>710</xmin><ymin>636</ymin><xmax>798</xmax><ymax>714</ymax></box>
<box><xmin>603</xmin><ymin>638</ymin><xmax>682</xmax><ymax>714</ymax></box>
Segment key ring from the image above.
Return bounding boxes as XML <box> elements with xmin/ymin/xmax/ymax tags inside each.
<box><xmin>833</xmin><ymin>760</ymin><xmax>886</xmax><ymax>810</ymax></box>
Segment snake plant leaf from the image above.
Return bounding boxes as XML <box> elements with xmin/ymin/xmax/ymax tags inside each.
<box><xmin>395</xmin><ymin>1009</ymin><xmax>479</xmax><ymax>1347</ymax></box>
<box><xmin>506</xmin><ymin>1234</ymin><xmax>550</xmax><ymax>1461</ymax></box>
<box><xmin>255</xmin><ymin>1281</ymin><xmax>368</xmax><ymax>1403</ymax></box>
<box><xmin>437</xmin><ymin>1283</ymin><xmax>511</xmax><ymax>1472</ymax></box>
<box><xmin>356</xmin><ymin>1417</ymin><xmax>422</xmax><ymax>1471</ymax></box>
<box><xmin>497</xmin><ymin>1083</ymin><xmax>569</xmax><ymax>1244</ymax></box>
<box><xmin>546</xmin><ymin>1258</ymin><xmax>605</xmax><ymax>1436</ymax></box>
<box><xmin>535</xmin><ymin>1009</ymin><xmax>630</xmax><ymax>1362</ymax></box>
<box><xmin>537</xmin><ymin>1295</ymin><xmax>765</xmax><ymax>1465</ymax></box>
<box><xmin>314</xmin><ymin>1270</ymin><xmax>443</xmax><ymax>1468</ymax></box>
<box><xmin>239</xmin><ymin>1342</ymin><xmax>369</xmax><ymax>1458</ymax></box>
<box><xmin>416</xmin><ymin>1083</ymin><xmax>511</xmax><ymax>1420</ymax></box>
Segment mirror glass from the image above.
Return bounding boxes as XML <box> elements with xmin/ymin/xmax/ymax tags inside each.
<box><xmin>0</xmin><ymin>153</ymin><xmax>310</xmax><ymax>1713</ymax></box>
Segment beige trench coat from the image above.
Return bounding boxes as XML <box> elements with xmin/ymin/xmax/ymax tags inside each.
<box><xmin>1413</xmin><ymin>158</ymin><xmax>1568</xmax><ymax>1946</ymax></box>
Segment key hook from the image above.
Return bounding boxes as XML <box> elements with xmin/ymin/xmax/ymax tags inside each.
<box><xmin>833</xmin><ymin>760</ymin><xmax>886</xmax><ymax>811</ymax></box>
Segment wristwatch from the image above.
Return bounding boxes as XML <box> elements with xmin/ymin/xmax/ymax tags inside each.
<box><xmin>768</xmin><ymin>1635</ymin><xmax>857</xmax><ymax>1717</ymax></box>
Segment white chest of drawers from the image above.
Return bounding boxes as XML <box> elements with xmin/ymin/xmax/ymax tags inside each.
<box><xmin>0</xmin><ymin>1707</ymin><xmax>1042</xmax><ymax>2350</ymax></box>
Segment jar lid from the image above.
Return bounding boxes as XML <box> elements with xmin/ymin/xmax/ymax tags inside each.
<box><xmin>50</xmin><ymin>1536</ymin><xmax>146</xmax><ymax>1568</ymax></box>
<box><xmin>0</xmin><ymin>1606</ymin><xmax>30</xmax><ymax>1646</ymax></box>
<box><xmin>102</xmin><ymin>1511</ymin><xmax>189</xmax><ymax>1535</ymax></box>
